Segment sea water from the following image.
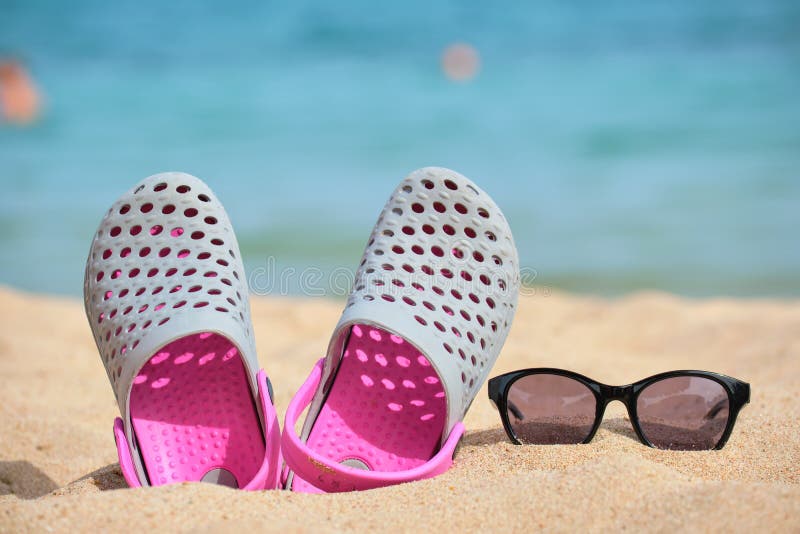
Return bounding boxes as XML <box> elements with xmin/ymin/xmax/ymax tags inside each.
<box><xmin>1</xmin><ymin>0</ymin><xmax>798</xmax><ymax>297</ymax></box>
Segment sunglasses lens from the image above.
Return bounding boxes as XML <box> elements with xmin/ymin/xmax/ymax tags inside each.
<box><xmin>636</xmin><ymin>376</ymin><xmax>730</xmax><ymax>450</ymax></box>
<box><xmin>506</xmin><ymin>374</ymin><xmax>596</xmax><ymax>444</ymax></box>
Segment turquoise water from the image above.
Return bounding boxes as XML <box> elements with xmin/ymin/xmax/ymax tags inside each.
<box><xmin>1</xmin><ymin>1</ymin><xmax>799</xmax><ymax>297</ymax></box>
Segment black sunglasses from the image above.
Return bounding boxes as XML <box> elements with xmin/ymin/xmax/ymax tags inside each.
<box><xmin>488</xmin><ymin>369</ymin><xmax>750</xmax><ymax>450</ymax></box>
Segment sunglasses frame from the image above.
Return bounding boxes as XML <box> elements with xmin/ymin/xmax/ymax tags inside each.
<box><xmin>488</xmin><ymin>368</ymin><xmax>750</xmax><ymax>450</ymax></box>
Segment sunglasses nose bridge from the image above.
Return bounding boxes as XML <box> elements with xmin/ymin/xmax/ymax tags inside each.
<box><xmin>601</xmin><ymin>384</ymin><xmax>629</xmax><ymax>401</ymax></box>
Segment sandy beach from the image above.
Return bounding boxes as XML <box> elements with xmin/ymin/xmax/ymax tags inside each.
<box><xmin>1</xmin><ymin>285</ymin><xmax>798</xmax><ymax>532</ymax></box>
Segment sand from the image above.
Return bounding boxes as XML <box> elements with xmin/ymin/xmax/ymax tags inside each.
<box><xmin>1</xmin><ymin>286</ymin><xmax>798</xmax><ymax>532</ymax></box>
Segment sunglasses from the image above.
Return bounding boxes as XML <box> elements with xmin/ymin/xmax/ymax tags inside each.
<box><xmin>488</xmin><ymin>369</ymin><xmax>750</xmax><ymax>450</ymax></box>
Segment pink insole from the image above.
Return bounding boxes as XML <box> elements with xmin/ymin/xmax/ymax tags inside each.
<box><xmin>130</xmin><ymin>332</ymin><xmax>264</xmax><ymax>487</ymax></box>
<box><xmin>291</xmin><ymin>324</ymin><xmax>446</xmax><ymax>493</ymax></box>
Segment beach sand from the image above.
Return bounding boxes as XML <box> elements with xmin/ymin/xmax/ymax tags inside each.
<box><xmin>1</xmin><ymin>286</ymin><xmax>798</xmax><ymax>532</ymax></box>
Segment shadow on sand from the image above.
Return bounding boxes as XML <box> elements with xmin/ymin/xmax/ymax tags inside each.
<box><xmin>0</xmin><ymin>461</ymin><xmax>59</xmax><ymax>499</ymax></box>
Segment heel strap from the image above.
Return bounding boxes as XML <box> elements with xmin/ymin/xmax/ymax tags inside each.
<box><xmin>281</xmin><ymin>358</ymin><xmax>463</xmax><ymax>493</ymax></box>
<box><xmin>114</xmin><ymin>369</ymin><xmax>282</xmax><ymax>489</ymax></box>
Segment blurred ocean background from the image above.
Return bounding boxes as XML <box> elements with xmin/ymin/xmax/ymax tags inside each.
<box><xmin>1</xmin><ymin>0</ymin><xmax>798</xmax><ymax>298</ymax></box>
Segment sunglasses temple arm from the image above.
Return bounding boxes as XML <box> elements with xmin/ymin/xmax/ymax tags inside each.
<box><xmin>506</xmin><ymin>400</ymin><xmax>524</xmax><ymax>421</ymax></box>
<box><xmin>704</xmin><ymin>398</ymin><xmax>728</xmax><ymax>420</ymax></box>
